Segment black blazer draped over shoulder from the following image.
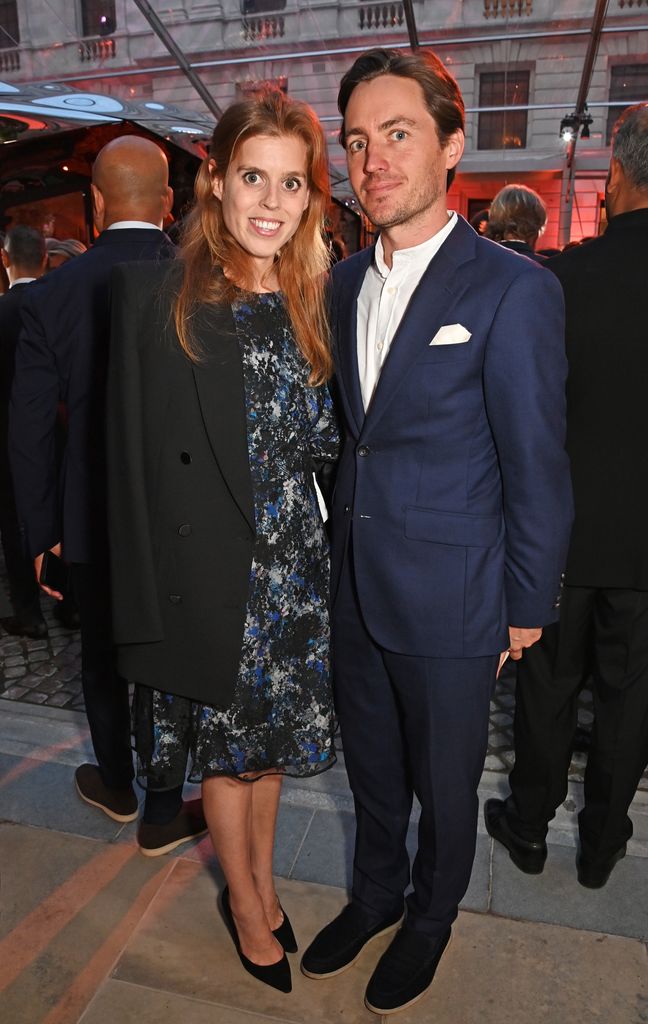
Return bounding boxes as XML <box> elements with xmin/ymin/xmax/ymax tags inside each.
<box><xmin>107</xmin><ymin>260</ymin><xmax>255</xmax><ymax>708</ymax></box>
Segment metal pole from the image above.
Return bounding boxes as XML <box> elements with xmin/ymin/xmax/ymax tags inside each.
<box><xmin>558</xmin><ymin>0</ymin><xmax>610</xmax><ymax>246</ymax></box>
<box><xmin>402</xmin><ymin>0</ymin><xmax>420</xmax><ymax>51</ymax></box>
<box><xmin>130</xmin><ymin>0</ymin><xmax>222</xmax><ymax>119</ymax></box>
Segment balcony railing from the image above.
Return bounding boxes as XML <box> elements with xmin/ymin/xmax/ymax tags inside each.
<box><xmin>483</xmin><ymin>0</ymin><xmax>533</xmax><ymax>16</ymax></box>
<box><xmin>242</xmin><ymin>15</ymin><xmax>285</xmax><ymax>41</ymax></box>
<box><xmin>618</xmin><ymin>0</ymin><xmax>646</xmax><ymax>6</ymax></box>
<box><xmin>359</xmin><ymin>3</ymin><xmax>405</xmax><ymax>31</ymax></box>
<box><xmin>0</xmin><ymin>47</ymin><xmax>20</xmax><ymax>73</ymax></box>
<box><xmin>78</xmin><ymin>37</ymin><xmax>117</xmax><ymax>62</ymax></box>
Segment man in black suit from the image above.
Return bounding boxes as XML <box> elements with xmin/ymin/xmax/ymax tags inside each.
<box><xmin>10</xmin><ymin>136</ymin><xmax>206</xmax><ymax>855</ymax></box>
<box><xmin>0</xmin><ymin>226</ymin><xmax>47</xmax><ymax>638</ymax></box>
<box><xmin>486</xmin><ymin>103</ymin><xmax>648</xmax><ymax>889</ymax></box>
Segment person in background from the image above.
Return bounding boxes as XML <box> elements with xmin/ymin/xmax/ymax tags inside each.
<box><xmin>468</xmin><ymin>206</ymin><xmax>489</xmax><ymax>235</ymax></box>
<box><xmin>106</xmin><ymin>91</ymin><xmax>338</xmax><ymax>995</ymax></box>
<box><xmin>10</xmin><ymin>136</ymin><xmax>206</xmax><ymax>857</ymax></box>
<box><xmin>46</xmin><ymin>237</ymin><xmax>88</xmax><ymax>271</ymax></box>
<box><xmin>485</xmin><ymin>184</ymin><xmax>548</xmax><ymax>264</ymax></box>
<box><xmin>486</xmin><ymin>103</ymin><xmax>648</xmax><ymax>891</ymax></box>
<box><xmin>0</xmin><ymin>226</ymin><xmax>48</xmax><ymax>638</ymax></box>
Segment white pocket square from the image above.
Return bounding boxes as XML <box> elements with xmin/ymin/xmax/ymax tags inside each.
<box><xmin>429</xmin><ymin>324</ymin><xmax>472</xmax><ymax>346</ymax></box>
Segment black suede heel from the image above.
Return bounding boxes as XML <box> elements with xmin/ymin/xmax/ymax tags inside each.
<box><xmin>273</xmin><ymin>907</ymin><xmax>298</xmax><ymax>953</ymax></box>
<box><xmin>221</xmin><ymin>886</ymin><xmax>292</xmax><ymax>993</ymax></box>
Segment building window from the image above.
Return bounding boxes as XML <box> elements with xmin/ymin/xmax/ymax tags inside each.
<box><xmin>478</xmin><ymin>70</ymin><xmax>530</xmax><ymax>150</ymax></box>
<box><xmin>606</xmin><ymin>64</ymin><xmax>648</xmax><ymax>144</ymax></box>
<box><xmin>80</xmin><ymin>0</ymin><xmax>116</xmax><ymax>38</ymax></box>
<box><xmin>237</xmin><ymin>77</ymin><xmax>288</xmax><ymax>100</ymax></box>
<box><xmin>241</xmin><ymin>0</ymin><xmax>286</xmax><ymax>12</ymax></box>
<box><xmin>0</xmin><ymin>0</ymin><xmax>20</xmax><ymax>48</ymax></box>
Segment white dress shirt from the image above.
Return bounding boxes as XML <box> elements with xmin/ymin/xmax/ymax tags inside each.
<box><xmin>357</xmin><ymin>212</ymin><xmax>457</xmax><ymax>410</ymax></box>
<box><xmin>9</xmin><ymin>277</ymin><xmax>37</xmax><ymax>288</ymax></box>
<box><xmin>106</xmin><ymin>221</ymin><xmax>163</xmax><ymax>230</ymax></box>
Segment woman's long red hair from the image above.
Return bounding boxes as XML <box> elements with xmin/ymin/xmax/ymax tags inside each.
<box><xmin>174</xmin><ymin>90</ymin><xmax>332</xmax><ymax>384</ymax></box>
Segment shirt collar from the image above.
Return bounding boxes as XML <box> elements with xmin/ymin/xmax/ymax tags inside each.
<box><xmin>10</xmin><ymin>277</ymin><xmax>37</xmax><ymax>288</ymax></box>
<box><xmin>106</xmin><ymin>221</ymin><xmax>163</xmax><ymax>231</ymax></box>
<box><xmin>374</xmin><ymin>212</ymin><xmax>458</xmax><ymax>279</ymax></box>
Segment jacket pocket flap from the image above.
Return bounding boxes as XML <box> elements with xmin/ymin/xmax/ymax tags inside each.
<box><xmin>405</xmin><ymin>506</ymin><xmax>500</xmax><ymax>547</ymax></box>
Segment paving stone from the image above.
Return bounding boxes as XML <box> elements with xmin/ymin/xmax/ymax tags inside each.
<box><xmin>24</xmin><ymin>639</ymin><xmax>48</xmax><ymax>651</ymax></box>
<box><xmin>394</xmin><ymin>910</ymin><xmax>648</xmax><ymax>1024</ymax></box>
<box><xmin>2</xmin><ymin>685</ymin><xmax>28</xmax><ymax>700</ymax></box>
<box><xmin>4</xmin><ymin>665</ymin><xmax>27</xmax><ymax>679</ymax></box>
<box><xmin>23</xmin><ymin>692</ymin><xmax>49</xmax><ymax>704</ymax></box>
<box><xmin>0</xmin><ymin>752</ymin><xmax>126</xmax><ymax>840</ymax></box>
<box><xmin>81</xmin><ymin>982</ymin><xmax>286</xmax><ymax>1024</ymax></box>
<box><xmin>33</xmin><ymin>663</ymin><xmax>56</xmax><ymax>678</ymax></box>
<box><xmin>490</xmin><ymin>840</ymin><xmax>648</xmax><ymax>941</ymax></box>
<box><xmin>115</xmin><ymin>870</ymin><xmax>377</xmax><ymax>1024</ymax></box>
<box><xmin>5</xmin><ymin>655</ymin><xmax>26</xmax><ymax>668</ymax></box>
<box><xmin>28</xmin><ymin>650</ymin><xmax>51</xmax><ymax>664</ymax></box>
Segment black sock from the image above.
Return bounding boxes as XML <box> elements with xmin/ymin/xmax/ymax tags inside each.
<box><xmin>143</xmin><ymin>784</ymin><xmax>184</xmax><ymax>825</ymax></box>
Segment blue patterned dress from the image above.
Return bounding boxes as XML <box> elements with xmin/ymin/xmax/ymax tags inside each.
<box><xmin>133</xmin><ymin>291</ymin><xmax>338</xmax><ymax>785</ymax></box>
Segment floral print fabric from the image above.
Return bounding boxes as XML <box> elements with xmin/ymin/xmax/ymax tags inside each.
<box><xmin>133</xmin><ymin>292</ymin><xmax>338</xmax><ymax>786</ymax></box>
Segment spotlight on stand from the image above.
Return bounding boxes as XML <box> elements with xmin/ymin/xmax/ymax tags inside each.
<box><xmin>559</xmin><ymin>114</ymin><xmax>580</xmax><ymax>143</ymax></box>
<box><xmin>559</xmin><ymin>108</ymin><xmax>593</xmax><ymax>143</ymax></box>
<box><xmin>98</xmin><ymin>14</ymin><xmax>116</xmax><ymax>36</ymax></box>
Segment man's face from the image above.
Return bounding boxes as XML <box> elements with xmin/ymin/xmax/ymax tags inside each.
<box><xmin>343</xmin><ymin>74</ymin><xmax>463</xmax><ymax>232</ymax></box>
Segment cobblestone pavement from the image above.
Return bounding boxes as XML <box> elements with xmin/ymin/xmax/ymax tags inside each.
<box><xmin>0</xmin><ymin>559</ymin><xmax>646</xmax><ymax>791</ymax></box>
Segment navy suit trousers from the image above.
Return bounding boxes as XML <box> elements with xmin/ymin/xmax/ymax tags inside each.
<box><xmin>333</xmin><ymin>550</ymin><xmax>497</xmax><ymax>937</ymax></box>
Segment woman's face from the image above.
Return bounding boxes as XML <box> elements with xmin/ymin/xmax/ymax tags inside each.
<box><xmin>211</xmin><ymin>133</ymin><xmax>311</xmax><ymax>284</ymax></box>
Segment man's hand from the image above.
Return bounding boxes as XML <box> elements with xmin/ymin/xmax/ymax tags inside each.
<box><xmin>34</xmin><ymin>542</ymin><xmax>64</xmax><ymax>601</ymax></box>
<box><xmin>507</xmin><ymin>626</ymin><xmax>542</xmax><ymax>661</ymax></box>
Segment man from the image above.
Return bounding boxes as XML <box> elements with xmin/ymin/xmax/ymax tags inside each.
<box><xmin>301</xmin><ymin>49</ymin><xmax>573</xmax><ymax>1015</ymax></box>
<box><xmin>10</xmin><ymin>135</ymin><xmax>206</xmax><ymax>856</ymax></box>
<box><xmin>0</xmin><ymin>226</ymin><xmax>48</xmax><ymax>638</ymax></box>
<box><xmin>486</xmin><ymin>103</ymin><xmax>648</xmax><ymax>891</ymax></box>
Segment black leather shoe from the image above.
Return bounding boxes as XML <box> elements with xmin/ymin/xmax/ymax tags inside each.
<box><xmin>221</xmin><ymin>886</ymin><xmax>292</xmax><ymax>993</ymax></box>
<box><xmin>577</xmin><ymin>844</ymin><xmax>626</xmax><ymax>889</ymax></box>
<box><xmin>2</xmin><ymin>612</ymin><xmax>48</xmax><ymax>639</ymax></box>
<box><xmin>273</xmin><ymin>906</ymin><xmax>298</xmax><ymax>953</ymax></box>
<box><xmin>301</xmin><ymin>902</ymin><xmax>403</xmax><ymax>979</ymax></box>
<box><xmin>365</xmin><ymin>926</ymin><xmax>451</xmax><ymax>1015</ymax></box>
<box><xmin>484</xmin><ymin>798</ymin><xmax>547</xmax><ymax>874</ymax></box>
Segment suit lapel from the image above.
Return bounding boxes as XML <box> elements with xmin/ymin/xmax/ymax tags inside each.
<box><xmin>362</xmin><ymin>218</ymin><xmax>477</xmax><ymax>433</ymax></box>
<box><xmin>334</xmin><ymin>248</ymin><xmax>373</xmax><ymax>437</ymax></box>
<box><xmin>190</xmin><ymin>302</ymin><xmax>255</xmax><ymax>533</ymax></box>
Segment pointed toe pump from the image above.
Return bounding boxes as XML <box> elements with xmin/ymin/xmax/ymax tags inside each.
<box><xmin>221</xmin><ymin>886</ymin><xmax>292</xmax><ymax>994</ymax></box>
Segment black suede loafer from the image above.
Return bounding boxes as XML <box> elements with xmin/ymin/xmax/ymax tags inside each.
<box><xmin>75</xmin><ymin>763</ymin><xmax>138</xmax><ymax>823</ymax></box>
<box><xmin>577</xmin><ymin>844</ymin><xmax>626</xmax><ymax>889</ymax></box>
<box><xmin>137</xmin><ymin>799</ymin><xmax>208</xmax><ymax>857</ymax></box>
<box><xmin>301</xmin><ymin>902</ymin><xmax>403</xmax><ymax>979</ymax></box>
<box><xmin>484</xmin><ymin>798</ymin><xmax>547</xmax><ymax>874</ymax></box>
<box><xmin>365</xmin><ymin>926</ymin><xmax>451</xmax><ymax>1015</ymax></box>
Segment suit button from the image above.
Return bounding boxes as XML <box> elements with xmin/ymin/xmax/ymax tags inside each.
<box><xmin>344</xmin><ymin>505</ymin><xmax>351</xmax><ymax>513</ymax></box>
<box><xmin>178</xmin><ymin>524</ymin><xmax>192</xmax><ymax>537</ymax></box>
<box><xmin>180</xmin><ymin>451</ymin><xmax>192</xmax><ymax>465</ymax></box>
<box><xmin>169</xmin><ymin>594</ymin><xmax>182</xmax><ymax>604</ymax></box>
<box><xmin>357</xmin><ymin>445</ymin><xmax>370</xmax><ymax>457</ymax></box>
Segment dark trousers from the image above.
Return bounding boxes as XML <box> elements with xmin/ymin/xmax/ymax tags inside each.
<box><xmin>332</xmin><ymin>555</ymin><xmax>497</xmax><ymax>937</ymax></box>
<box><xmin>0</xmin><ymin>466</ymin><xmax>41</xmax><ymax>618</ymax></box>
<box><xmin>508</xmin><ymin>585</ymin><xmax>648</xmax><ymax>863</ymax></box>
<box><xmin>71</xmin><ymin>562</ymin><xmax>134</xmax><ymax>789</ymax></box>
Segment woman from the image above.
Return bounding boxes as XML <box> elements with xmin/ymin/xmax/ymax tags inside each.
<box><xmin>106</xmin><ymin>91</ymin><xmax>338</xmax><ymax>994</ymax></box>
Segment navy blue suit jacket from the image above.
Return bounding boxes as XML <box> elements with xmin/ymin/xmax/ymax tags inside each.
<box><xmin>10</xmin><ymin>228</ymin><xmax>174</xmax><ymax>563</ymax></box>
<box><xmin>330</xmin><ymin>216</ymin><xmax>573</xmax><ymax>658</ymax></box>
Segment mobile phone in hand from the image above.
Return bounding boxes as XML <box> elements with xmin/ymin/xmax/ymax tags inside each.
<box><xmin>39</xmin><ymin>550</ymin><xmax>70</xmax><ymax>597</ymax></box>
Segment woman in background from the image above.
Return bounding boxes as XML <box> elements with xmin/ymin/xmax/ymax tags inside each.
<box><xmin>106</xmin><ymin>91</ymin><xmax>338</xmax><ymax>994</ymax></box>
